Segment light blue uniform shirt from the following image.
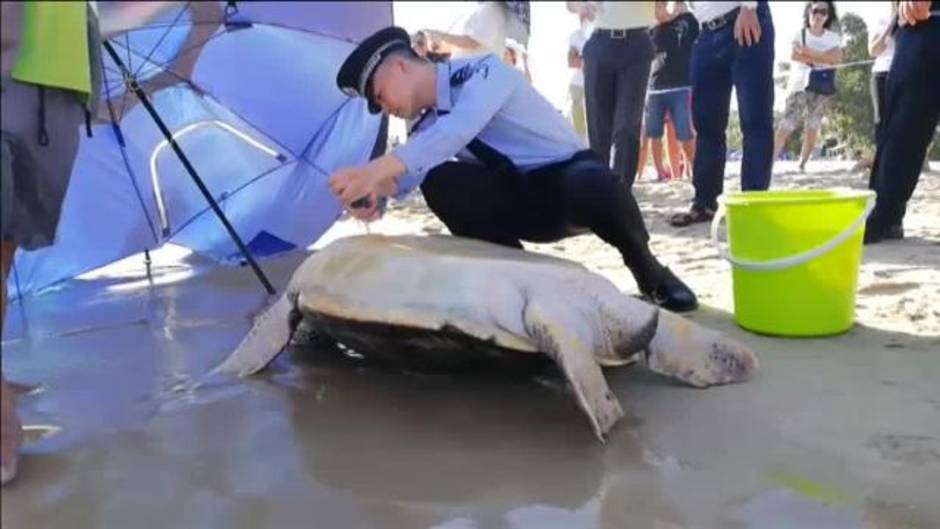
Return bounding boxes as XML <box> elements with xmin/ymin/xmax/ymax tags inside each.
<box><xmin>393</xmin><ymin>54</ymin><xmax>586</xmax><ymax>198</ymax></box>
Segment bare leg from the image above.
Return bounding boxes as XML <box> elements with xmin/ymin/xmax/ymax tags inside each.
<box><xmin>799</xmin><ymin>127</ymin><xmax>819</xmax><ymax>171</ymax></box>
<box><xmin>1</xmin><ymin>240</ymin><xmax>23</xmax><ymax>485</ymax></box>
<box><xmin>773</xmin><ymin>127</ymin><xmax>793</xmax><ymax>164</ymax></box>
<box><xmin>665</xmin><ymin>119</ymin><xmax>682</xmax><ymax>180</ymax></box>
<box><xmin>636</xmin><ymin>135</ymin><xmax>650</xmax><ymax>182</ymax></box>
<box><xmin>680</xmin><ymin>140</ymin><xmax>696</xmax><ymax>180</ymax></box>
<box><xmin>650</xmin><ymin>138</ymin><xmax>668</xmax><ymax>179</ymax></box>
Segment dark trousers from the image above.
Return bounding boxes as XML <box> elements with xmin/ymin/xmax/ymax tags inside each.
<box><xmin>690</xmin><ymin>3</ymin><xmax>775</xmax><ymax>211</ymax></box>
<box><xmin>582</xmin><ymin>29</ymin><xmax>654</xmax><ymax>187</ymax></box>
<box><xmin>867</xmin><ymin>17</ymin><xmax>940</xmax><ymax>230</ymax></box>
<box><xmin>869</xmin><ymin>71</ymin><xmax>888</xmax><ymax>145</ymax></box>
<box><xmin>419</xmin><ymin>151</ymin><xmax>666</xmax><ymax>290</ymax></box>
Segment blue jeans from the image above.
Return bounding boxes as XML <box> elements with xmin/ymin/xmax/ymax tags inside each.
<box><xmin>645</xmin><ymin>88</ymin><xmax>693</xmax><ymax>141</ymax></box>
<box><xmin>867</xmin><ymin>16</ymin><xmax>940</xmax><ymax>230</ymax></box>
<box><xmin>690</xmin><ymin>3</ymin><xmax>774</xmax><ymax>210</ymax></box>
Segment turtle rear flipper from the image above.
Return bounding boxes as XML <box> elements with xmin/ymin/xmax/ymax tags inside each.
<box><xmin>214</xmin><ymin>294</ymin><xmax>297</xmax><ymax>377</ymax></box>
<box><xmin>523</xmin><ymin>297</ymin><xmax>624</xmax><ymax>442</ymax></box>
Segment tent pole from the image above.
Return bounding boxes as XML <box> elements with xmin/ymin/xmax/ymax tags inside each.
<box><xmin>103</xmin><ymin>41</ymin><xmax>276</xmax><ymax>295</ymax></box>
<box><xmin>144</xmin><ymin>249</ymin><xmax>153</xmax><ymax>284</ymax></box>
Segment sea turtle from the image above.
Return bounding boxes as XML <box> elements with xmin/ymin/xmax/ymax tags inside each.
<box><xmin>216</xmin><ymin>234</ymin><xmax>758</xmax><ymax>441</ymax></box>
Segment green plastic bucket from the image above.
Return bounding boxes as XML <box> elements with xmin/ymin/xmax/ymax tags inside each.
<box><xmin>711</xmin><ymin>189</ymin><xmax>875</xmax><ymax>337</ymax></box>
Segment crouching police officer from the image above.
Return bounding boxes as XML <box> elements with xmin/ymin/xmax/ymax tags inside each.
<box><xmin>329</xmin><ymin>26</ymin><xmax>697</xmax><ymax>312</ymax></box>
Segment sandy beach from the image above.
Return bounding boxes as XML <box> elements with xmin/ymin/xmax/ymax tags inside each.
<box><xmin>2</xmin><ymin>161</ymin><xmax>938</xmax><ymax>528</ymax></box>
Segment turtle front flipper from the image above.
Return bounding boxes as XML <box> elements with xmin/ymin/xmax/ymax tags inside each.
<box><xmin>522</xmin><ymin>297</ymin><xmax>624</xmax><ymax>442</ymax></box>
<box><xmin>645</xmin><ymin>311</ymin><xmax>759</xmax><ymax>387</ymax></box>
<box><xmin>213</xmin><ymin>294</ymin><xmax>298</xmax><ymax>377</ymax></box>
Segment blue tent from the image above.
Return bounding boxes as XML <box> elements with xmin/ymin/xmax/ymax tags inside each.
<box><xmin>10</xmin><ymin>1</ymin><xmax>392</xmax><ymax>297</ymax></box>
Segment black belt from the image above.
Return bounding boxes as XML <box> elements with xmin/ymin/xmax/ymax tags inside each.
<box><xmin>594</xmin><ymin>27</ymin><xmax>648</xmax><ymax>39</ymax></box>
<box><xmin>702</xmin><ymin>7</ymin><xmax>739</xmax><ymax>32</ymax></box>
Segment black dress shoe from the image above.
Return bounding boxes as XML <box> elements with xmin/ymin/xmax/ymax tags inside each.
<box><xmin>669</xmin><ymin>205</ymin><xmax>715</xmax><ymax>227</ymax></box>
<box><xmin>863</xmin><ymin>224</ymin><xmax>904</xmax><ymax>245</ymax></box>
<box><xmin>643</xmin><ymin>268</ymin><xmax>698</xmax><ymax>312</ymax></box>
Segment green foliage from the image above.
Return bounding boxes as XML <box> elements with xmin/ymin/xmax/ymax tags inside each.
<box><xmin>722</xmin><ymin>12</ymin><xmax>940</xmax><ymax>162</ymax></box>
<box><xmin>827</xmin><ymin>13</ymin><xmax>875</xmax><ymax>156</ymax></box>
<box><xmin>727</xmin><ymin>111</ymin><xmax>801</xmax><ymax>158</ymax></box>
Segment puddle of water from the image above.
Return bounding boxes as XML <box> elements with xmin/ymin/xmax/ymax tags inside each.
<box><xmin>732</xmin><ymin>488</ymin><xmax>865</xmax><ymax>529</ymax></box>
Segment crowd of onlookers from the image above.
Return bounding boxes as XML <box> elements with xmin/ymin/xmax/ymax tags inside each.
<box><xmin>411</xmin><ymin>0</ymin><xmax>937</xmax><ymax>241</ymax></box>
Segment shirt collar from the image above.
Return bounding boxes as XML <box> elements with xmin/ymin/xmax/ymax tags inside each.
<box><xmin>435</xmin><ymin>63</ymin><xmax>453</xmax><ymax>113</ymax></box>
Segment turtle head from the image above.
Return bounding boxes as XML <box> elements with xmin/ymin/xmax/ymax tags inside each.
<box><xmin>644</xmin><ymin>311</ymin><xmax>759</xmax><ymax>388</ymax></box>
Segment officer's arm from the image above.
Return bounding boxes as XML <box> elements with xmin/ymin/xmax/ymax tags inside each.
<box><xmin>390</xmin><ymin>57</ymin><xmax>519</xmax><ymax>191</ymax></box>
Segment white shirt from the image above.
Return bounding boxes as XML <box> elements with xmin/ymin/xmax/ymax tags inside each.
<box><xmin>689</xmin><ymin>1</ymin><xmax>757</xmax><ymax>24</ymax></box>
<box><xmin>567</xmin><ymin>1</ymin><xmax>654</xmax><ymax>30</ymax></box>
<box><xmin>869</xmin><ymin>14</ymin><xmax>895</xmax><ymax>73</ymax></box>
<box><xmin>568</xmin><ymin>26</ymin><xmax>591</xmax><ymax>87</ymax></box>
<box><xmin>459</xmin><ymin>2</ymin><xmax>509</xmax><ymax>57</ymax></box>
<box><xmin>787</xmin><ymin>28</ymin><xmax>843</xmax><ymax>94</ymax></box>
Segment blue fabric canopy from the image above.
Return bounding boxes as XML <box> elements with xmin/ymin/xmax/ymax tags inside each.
<box><xmin>10</xmin><ymin>1</ymin><xmax>392</xmax><ymax>297</ymax></box>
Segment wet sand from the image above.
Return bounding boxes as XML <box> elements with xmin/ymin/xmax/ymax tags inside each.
<box><xmin>2</xmin><ymin>161</ymin><xmax>938</xmax><ymax>528</ymax></box>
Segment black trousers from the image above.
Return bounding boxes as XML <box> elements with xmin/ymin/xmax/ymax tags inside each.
<box><xmin>869</xmin><ymin>71</ymin><xmax>888</xmax><ymax>146</ymax></box>
<box><xmin>867</xmin><ymin>18</ymin><xmax>940</xmax><ymax>230</ymax></box>
<box><xmin>419</xmin><ymin>150</ymin><xmax>665</xmax><ymax>290</ymax></box>
<box><xmin>582</xmin><ymin>29</ymin><xmax>654</xmax><ymax>187</ymax></box>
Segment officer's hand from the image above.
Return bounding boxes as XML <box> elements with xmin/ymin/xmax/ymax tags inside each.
<box><xmin>329</xmin><ymin>165</ymin><xmax>381</xmax><ymax>213</ymax></box>
<box><xmin>899</xmin><ymin>1</ymin><xmax>932</xmax><ymax>26</ymax></box>
<box><xmin>734</xmin><ymin>7</ymin><xmax>762</xmax><ymax>47</ymax></box>
<box><xmin>349</xmin><ymin>192</ymin><xmax>385</xmax><ymax>222</ymax></box>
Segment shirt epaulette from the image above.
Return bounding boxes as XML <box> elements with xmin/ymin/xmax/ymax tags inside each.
<box><xmin>449</xmin><ymin>56</ymin><xmax>493</xmax><ymax>87</ymax></box>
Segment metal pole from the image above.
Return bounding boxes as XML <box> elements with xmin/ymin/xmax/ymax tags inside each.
<box><xmin>103</xmin><ymin>40</ymin><xmax>276</xmax><ymax>295</ymax></box>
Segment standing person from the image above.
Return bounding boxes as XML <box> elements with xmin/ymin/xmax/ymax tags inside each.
<box><xmin>638</xmin><ymin>115</ymin><xmax>685</xmax><ymax>182</ymax></box>
<box><xmin>1</xmin><ymin>0</ymin><xmax>103</xmax><ymax>486</ymax></box>
<box><xmin>669</xmin><ymin>1</ymin><xmax>775</xmax><ymax>227</ymax></box>
<box><xmin>566</xmin><ymin>1</ymin><xmax>670</xmax><ymax>187</ymax></box>
<box><xmin>646</xmin><ymin>1</ymin><xmax>698</xmax><ymax>183</ymax></box>
<box><xmin>423</xmin><ymin>1</ymin><xmax>529</xmax><ymax>59</ymax></box>
<box><xmin>865</xmin><ymin>1</ymin><xmax>939</xmax><ymax>244</ymax></box>
<box><xmin>567</xmin><ymin>14</ymin><xmax>592</xmax><ymax>141</ymax></box>
<box><xmin>331</xmin><ymin>27</ymin><xmax>698</xmax><ymax>311</ymax></box>
<box><xmin>868</xmin><ymin>2</ymin><xmax>897</xmax><ymax>145</ymax></box>
<box><xmin>773</xmin><ymin>1</ymin><xmax>843</xmax><ymax>172</ymax></box>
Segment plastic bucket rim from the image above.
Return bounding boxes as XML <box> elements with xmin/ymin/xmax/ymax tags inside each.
<box><xmin>711</xmin><ymin>191</ymin><xmax>875</xmax><ymax>272</ymax></box>
<box><xmin>719</xmin><ymin>189</ymin><xmax>875</xmax><ymax>208</ymax></box>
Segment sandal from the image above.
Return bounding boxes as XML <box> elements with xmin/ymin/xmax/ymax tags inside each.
<box><xmin>668</xmin><ymin>205</ymin><xmax>715</xmax><ymax>227</ymax></box>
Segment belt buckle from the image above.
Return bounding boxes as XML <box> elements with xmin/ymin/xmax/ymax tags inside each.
<box><xmin>610</xmin><ymin>29</ymin><xmax>627</xmax><ymax>39</ymax></box>
<box><xmin>705</xmin><ymin>17</ymin><xmax>723</xmax><ymax>31</ymax></box>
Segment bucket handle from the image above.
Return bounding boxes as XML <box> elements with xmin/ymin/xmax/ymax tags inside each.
<box><xmin>710</xmin><ymin>195</ymin><xmax>875</xmax><ymax>272</ymax></box>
